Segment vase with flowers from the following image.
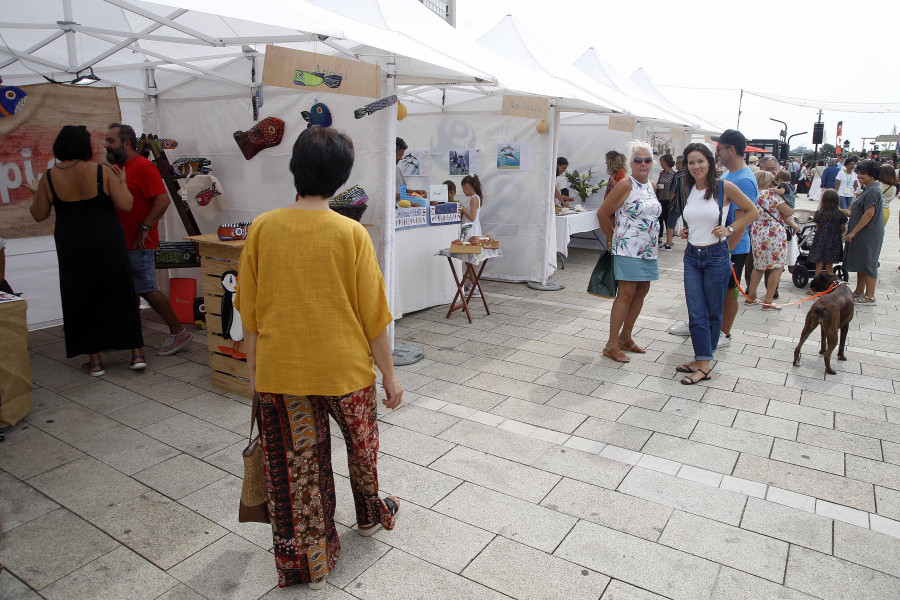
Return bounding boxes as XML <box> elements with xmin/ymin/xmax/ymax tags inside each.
<box><xmin>564</xmin><ymin>168</ymin><xmax>603</xmax><ymax>202</ymax></box>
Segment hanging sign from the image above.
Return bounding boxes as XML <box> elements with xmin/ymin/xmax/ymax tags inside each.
<box><xmin>608</xmin><ymin>115</ymin><xmax>636</xmax><ymax>133</ymax></box>
<box><xmin>500</xmin><ymin>95</ymin><xmax>549</xmax><ymax>120</ymax></box>
<box><xmin>835</xmin><ymin>121</ymin><xmax>843</xmax><ymax>156</ymax></box>
<box><xmin>261</xmin><ymin>46</ymin><xmax>380</xmax><ymax>99</ymax></box>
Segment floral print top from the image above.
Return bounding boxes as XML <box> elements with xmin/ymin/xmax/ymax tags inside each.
<box><xmin>611</xmin><ymin>177</ymin><xmax>661</xmax><ymax>259</ymax></box>
<box><xmin>749</xmin><ymin>189</ymin><xmax>787</xmax><ymax>270</ymax></box>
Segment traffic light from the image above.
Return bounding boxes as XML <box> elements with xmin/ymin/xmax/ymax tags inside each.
<box><xmin>812</xmin><ymin>122</ymin><xmax>824</xmax><ymax>144</ymax></box>
<box><xmin>779</xmin><ymin>144</ymin><xmax>789</xmax><ymax>161</ymax></box>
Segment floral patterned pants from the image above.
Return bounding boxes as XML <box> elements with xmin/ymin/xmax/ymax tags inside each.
<box><xmin>257</xmin><ymin>385</ymin><xmax>395</xmax><ymax>587</ymax></box>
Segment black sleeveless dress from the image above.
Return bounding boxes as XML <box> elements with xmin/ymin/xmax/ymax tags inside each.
<box><xmin>47</xmin><ymin>165</ymin><xmax>143</xmax><ymax>357</ymax></box>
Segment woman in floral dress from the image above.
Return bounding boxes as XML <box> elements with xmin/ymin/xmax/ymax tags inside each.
<box><xmin>598</xmin><ymin>140</ymin><xmax>661</xmax><ymax>363</ymax></box>
<box><xmin>746</xmin><ymin>170</ymin><xmax>794</xmax><ymax>309</ymax></box>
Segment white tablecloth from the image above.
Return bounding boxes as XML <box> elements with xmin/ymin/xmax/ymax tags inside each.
<box><xmin>555</xmin><ymin>211</ymin><xmax>603</xmax><ymax>257</ymax></box>
<box><xmin>394</xmin><ymin>226</ymin><xmax>459</xmax><ymax>319</ymax></box>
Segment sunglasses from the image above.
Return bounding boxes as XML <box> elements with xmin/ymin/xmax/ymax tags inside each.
<box><xmin>633</xmin><ymin>157</ymin><xmax>653</xmax><ymax>164</ymax></box>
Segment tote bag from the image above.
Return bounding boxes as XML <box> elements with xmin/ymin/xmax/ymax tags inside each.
<box><xmin>587</xmin><ymin>250</ymin><xmax>617</xmax><ymax>298</ymax></box>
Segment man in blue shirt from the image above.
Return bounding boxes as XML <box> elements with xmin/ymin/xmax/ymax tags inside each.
<box><xmin>821</xmin><ymin>158</ymin><xmax>839</xmax><ymax>191</ymax></box>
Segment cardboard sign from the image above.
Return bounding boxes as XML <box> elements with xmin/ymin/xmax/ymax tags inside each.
<box><xmin>429</xmin><ymin>184</ymin><xmax>449</xmax><ymax>203</ymax></box>
<box><xmin>0</xmin><ymin>84</ymin><xmax>121</xmax><ymax>239</ymax></box>
<box><xmin>261</xmin><ymin>45</ymin><xmax>380</xmax><ymax>99</ymax></box>
<box><xmin>500</xmin><ymin>95</ymin><xmax>548</xmax><ymax>120</ymax></box>
<box><xmin>608</xmin><ymin>115</ymin><xmax>636</xmax><ymax>133</ymax></box>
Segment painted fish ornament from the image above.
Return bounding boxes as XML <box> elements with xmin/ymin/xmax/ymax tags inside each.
<box><xmin>301</xmin><ymin>102</ymin><xmax>332</xmax><ymax>128</ymax></box>
<box><xmin>172</xmin><ymin>157</ymin><xmax>212</xmax><ymax>178</ymax></box>
<box><xmin>155</xmin><ymin>138</ymin><xmax>178</xmax><ymax>150</ymax></box>
<box><xmin>0</xmin><ymin>77</ymin><xmax>27</xmax><ymax>117</ymax></box>
<box><xmin>194</xmin><ymin>182</ymin><xmax>221</xmax><ymax>207</ymax></box>
<box><xmin>233</xmin><ymin>116</ymin><xmax>285</xmax><ymax>160</ymax></box>
<box><xmin>354</xmin><ymin>95</ymin><xmax>398</xmax><ymax>119</ymax></box>
<box><xmin>293</xmin><ymin>70</ymin><xmax>342</xmax><ymax>89</ymax></box>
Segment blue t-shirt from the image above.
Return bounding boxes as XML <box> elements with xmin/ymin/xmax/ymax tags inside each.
<box><xmin>723</xmin><ymin>167</ymin><xmax>758</xmax><ymax>255</ymax></box>
<box><xmin>821</xmin><ymin>165</ymin><xmax>839</xmax><ymax>190</ymax></box>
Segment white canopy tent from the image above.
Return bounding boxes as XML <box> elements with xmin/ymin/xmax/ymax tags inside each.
<box><xmin>0</xmin><ymin>0</ymin><xmax>495</xmax><ymax>326</ymax></box>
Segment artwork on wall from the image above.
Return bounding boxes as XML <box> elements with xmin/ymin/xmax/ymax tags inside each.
<box><xmin>399</xmin><ymin>150</ymin><xmax>430</xmax><ymax>176</ymax></box>
<box><xmin>449</xmin><ymin>150</ymin><xmax>469</xmax><ymax>175</ymax></box>
<box><xmin>496</xmin><ymin>143</ymin><xmax>533</xmax><ymax>172</ymax></box>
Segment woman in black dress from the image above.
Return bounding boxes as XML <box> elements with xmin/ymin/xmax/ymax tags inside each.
<box><xmin>27</xmin><ymin>125</ymin><xmax>144</xmax><ymax>376</ymax></box>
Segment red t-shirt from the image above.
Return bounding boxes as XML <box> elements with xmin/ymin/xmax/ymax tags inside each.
<box><xmin>117</xmin><ymin>155</ymin><xmax>168</xmax><ymax>250</ymax></box>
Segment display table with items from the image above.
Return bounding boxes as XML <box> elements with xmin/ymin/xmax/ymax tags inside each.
<box><xmin>0</xmin><ymin>295</ymin><xmax>31</xmax><ymax>439</ymax></box>
<box><xmin>187</xmin><ymin>233</ymin><xmax>251</xmax><ymax>398</ymax></box>
<box><xmin>555</xmin><ymin>207</ymin><xmax>605</xmax><ymax>268</ymax></box>
<box><xmin>436</xmin><ymin>239</ymin><xmax>502</xmax><ymax>324</ymax></box>
<box><xmin>394</xmin><ymin>202</ymin><xmax>464</xmax><ymax>317</ymax></box>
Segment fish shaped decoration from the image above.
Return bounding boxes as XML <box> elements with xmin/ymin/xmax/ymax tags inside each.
<box><xmin>194</xmin><ymin>182</ymin><xmax>221</xmax><ymax>206</ymax></box>
<box><xmin>233</xmin><ymin>116</ymin><xmax>285</xmax><ymax>160</ymax></box>
<box><xmin>293</xmin><ymin>70</ymin><xmax>342</xmax><ymax>89</ymax></box>
<box><xmin>171</xmin><ymin>157</ymin><xmax>212</xmax><ymax>178</ymax></box>
<box><xmin>155</xmin><ymin>138</ymin><xmax>178</xmax><ymax>150</ymax></box>
<box><xmin>354</xmin><ymin>95</ymin><xmax>398</xmax><ymax>119</ymax></box>
<box><xmin>0</xmin><ymin>77</ymin><xmax>27</xmax><ymax>118</ymax></box>
<box><xmin>301</xmin><ymin>102</ymin><xmax>332</xmax><ymax>128</ymax></box>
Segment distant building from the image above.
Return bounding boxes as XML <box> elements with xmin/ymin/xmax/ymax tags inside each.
<box><xmin>419</xmin><ymin>0</ymin><xmax>456</xmax><ymax>26</ymax></box>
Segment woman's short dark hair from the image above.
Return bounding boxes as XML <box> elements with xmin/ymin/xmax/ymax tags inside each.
<box><xmin>660</xmin><ymin>154</ymin><xmax>675</xmax><ymax>168</ymax></box>
<box><xmin>682</xmin><ymin>143</ymin><xmax>718</xmax><ymax>200</ymax></box>
<box><xmin>290</xmin><ymin>127</ymin><xmax>354</xmax><ymax>198</ymax></box>
<box><xmin>856</xmin><ymin>159</ymin><xmax>881</xmax><ymax>179</ymax></box>
<box><xmin>557</xmin><ymin>156</ymin><xmax>568</xmax><ymax>166</ymax></box>
<box><xmin>52</xmin><ymin>125</ymin><xmax>93</xmax><ymax>161</ymax></box>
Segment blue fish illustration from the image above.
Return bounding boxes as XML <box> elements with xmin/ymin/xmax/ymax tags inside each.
<box><xmin>0</xmin><ymin>81</ymin><xmax>26</xmax><ymax>117</ymax></box>
<box><xmin>301</xmin><ymin>102</ymin><xmax>332</xmax><ymax>128</ymax></box>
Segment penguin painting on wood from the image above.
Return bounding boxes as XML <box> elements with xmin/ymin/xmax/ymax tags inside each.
<box><xmin>219</xmin><ymin>270</ymin><xmax>246</xmax><ymax>359</ymax></box>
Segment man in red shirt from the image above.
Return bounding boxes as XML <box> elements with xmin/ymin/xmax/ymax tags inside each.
<box><xmin>106</xmin><ymin>124</ymin><xmax>191</xmax><ymax>357</ymax></box>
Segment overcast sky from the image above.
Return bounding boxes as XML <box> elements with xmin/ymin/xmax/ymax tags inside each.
<box><xmin>456</xmin><ymin>0</ymin><xmax>899</xmax><ymax>153</ymax></box>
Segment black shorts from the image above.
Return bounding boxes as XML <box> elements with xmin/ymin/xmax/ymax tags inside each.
<box><xmin>666</xmin><ymin>206</ymin><xmax>681</xmax><ymax>230</ymax></box>
<box><xmin>727</xmin><ymin>252</ymin><xmax>748</xmax><ymax>289</ymax></box>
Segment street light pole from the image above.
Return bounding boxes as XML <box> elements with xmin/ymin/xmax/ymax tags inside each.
<box><xmin>787</xmin><ymin>132</ymin><xmax>807</xmax><ymax>158</ymax></box>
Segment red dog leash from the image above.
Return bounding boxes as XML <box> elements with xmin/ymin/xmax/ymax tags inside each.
<box><xmin>731</xmin><ymin>266</ymin><xmax>838</xmax><ymax>307</ymax></box>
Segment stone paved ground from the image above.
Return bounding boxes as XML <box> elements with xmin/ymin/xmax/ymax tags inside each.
<box><xmin>2</xmin><ymin>193</ymin><xmax>900</xmax><ymax>599</ymax></box>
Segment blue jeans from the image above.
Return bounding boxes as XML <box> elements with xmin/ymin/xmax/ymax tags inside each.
<box><xmin>840</xmin><ymin>196</ymin><xmax>853</xmax><ymax>210</ymax></box>
<box><xmin>683</xmin><ymin>242</ymin><xmax>732</xmax><ymax>361</ymax></box>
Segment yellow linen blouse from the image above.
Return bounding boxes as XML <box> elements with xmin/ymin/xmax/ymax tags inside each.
<box><xmin>235</xmin><ymin>208</ymin><xmax>392</xmax><ymax>396</ymax></box>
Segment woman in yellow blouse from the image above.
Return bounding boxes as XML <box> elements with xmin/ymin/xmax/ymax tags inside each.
<box><xmin>235</xmin><ymin>127</ymin><xmax>402</xmax><ymax>591</ymax></box>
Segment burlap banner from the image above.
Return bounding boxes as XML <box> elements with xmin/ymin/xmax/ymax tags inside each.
<box><xmin>0</xmin><ymin>83</ymin><xmax>121</xmax><ymax>239</ymax></box>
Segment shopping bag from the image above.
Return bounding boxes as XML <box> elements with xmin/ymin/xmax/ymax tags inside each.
<box><xmin>786</xmin><ymin>235</ymin><xmax>800</xmax><ymax>267</ymax></box>
<box><xmin>587</xmin><ymin>250</ymin><xmax>617</xmax><ymax>298</ymax></box>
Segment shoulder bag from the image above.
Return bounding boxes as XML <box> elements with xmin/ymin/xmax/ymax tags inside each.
<box><xmin>239</xmin><ymin>393</ymin><xmax>270</xmax><ymax>523</ymax></box>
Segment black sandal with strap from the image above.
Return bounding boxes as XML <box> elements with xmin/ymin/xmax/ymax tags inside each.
<box><xmin>681</xmin><ymin>368</ymin><xmax>711</xmax><ymax>385</ymax></box>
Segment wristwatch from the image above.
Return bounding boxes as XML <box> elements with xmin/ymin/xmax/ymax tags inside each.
<box><xmin>139</xmin><ymin>222</ymin><xmax>152</xmax><ymax>232</ymax></box>
<box><xmin>726</xmin><ymin>226</ymin><xmax>734</xmax><ymax>234</ymax></box>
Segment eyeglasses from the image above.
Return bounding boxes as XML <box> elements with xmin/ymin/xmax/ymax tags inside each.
<box><xmin>633</xmin><ymin>157</ymin><xmax>653</xmax><ymax>164</ymax></box>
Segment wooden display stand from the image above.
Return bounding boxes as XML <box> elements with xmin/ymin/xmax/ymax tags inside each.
<box><xmin>0</xmin><ymin>298</ymin><xmax>32</xmax><ymax>430</ymax></box>
<box><xmin>187</xmin><ymin>234</ymin><xmax>251</xmax><ymax>398</ymax></box>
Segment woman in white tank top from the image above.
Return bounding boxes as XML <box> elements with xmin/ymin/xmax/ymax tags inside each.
<box><xmin>677</xmin><ymin>144</ymin><xmax>757</xmax><ymax>385</ymax></box>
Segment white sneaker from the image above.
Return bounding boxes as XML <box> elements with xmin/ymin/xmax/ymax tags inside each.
<box><xmin>718</xmin><ymin>332</ymin><xmax>732</xmax><ymax>348</ymax></box>
<box><xmin>668</xmin><ymin>322</ymin><xmax>691</xmax><ymax>336</ymax></box>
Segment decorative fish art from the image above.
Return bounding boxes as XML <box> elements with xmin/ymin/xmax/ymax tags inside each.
<box><xmin>172</xmin><ymin>157</ymin><xmax>212</xmax><ymax>178</ymax></box>
<box><xmin>400</xmin><ymin>153</ymin><xmax>419</xmax><ymax>172</ymax></box>
<box><xmin>293</xmin><ymin>70</ymin><xmax>342</xmax><ymax>89</ymax></box>
<box><xmin>155</xmin><ymin>138</ymin><xmax>178</xmax><ymax>150</ymax></box>
<box><xmin>0</xmin><ymin>77</ymin><xmax>27</xmax><ymax>117</ymax></box>
<box><xmin>194</xmin><ymin>182</ymin><xmax>221</xmax><ymax>206</ymax></box>
<box><xmin>301</xmin><ymin>102</ymin><xmax>332</xmax><ymax>128</ymax></box>
<box><xmin>354</xmin><ymin>95</ymin><xmax>398</xmax><ymax>119</ymax></box>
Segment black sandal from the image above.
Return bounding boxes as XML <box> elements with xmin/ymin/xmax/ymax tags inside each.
<box><xmin>357</xmin><ymin>496</ymin><xmax>400</xmax><ymax>537</ymax></box>
<box><xmin>681</xmin><ymin>368</ymin><xmax>710</xmax><ymax>385</ymax></box>
<box><xmin>675</xmin><ymin>363</ymin><xmax>698</xmax><ymax>374</ymax></box>
<box><xmin>81</xmin><ymin>361</ymin><xmax>105</xmax><ymax>377</ymax></box>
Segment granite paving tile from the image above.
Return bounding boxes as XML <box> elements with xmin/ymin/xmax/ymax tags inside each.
<box><xmin>0</xmin><ymin>471</ymin><xmax>59</xmax><ymax>533</ymax></box>
<box><xmin>554</xmin><ymin>520</ymin><xmax>720</xmax><ymax>600</ymax></box>
<box><xmin>39</xmin><ymin>546</ymin><xmax>177</xmax><ymax>600</ymax></box>
<box><xmin>835</xmin><ymin>413</ymin><xmax>900</xmax><ymax>443</ymax></box>
<box><xmin>732</xmin><ymin>454</ymin><xmax>875</xmax><ymax>512</ymax></box>
<box><xmin>617</xmin><ymin>467</ymin><xmax>747</xmax><ymax>526</ymax></box>
<box><xmin>589</xmin><ymin>382</ymin><xmax>668</xmax><ymax>410</ymax></box>
<box><xmin>784</xmin><ymin>545</ymin><xmax>900</xmax><ymax>600</ymax></box>
<box><xmin>617</xmin><ymin>406</ymin><xmax>697</xmax><ymax>438</ymax></box>
<box><xmin>770</xmin><ymin>438</ymin><xmax>845</xmax><ymax>475</ymax></box>
<box><xmin>134</xmin><ymin>379</ymin><xmax>208</xmax><ymax>406</ymax></box>
<box><xmin>348</xmin><ymin>548</ymin><xmax>507</xmax><ymax>600</ymax></box>
<box><xmin>178</xmin><ymin>476</ymin><xmax>274</xmax><ymax>549</ymax></box>
<box><xmin>880</xmin><ymin>441</ymin><xmax>900</xmax><ymax>465</ymax></box>
<box><xmin>600</xmin><ymin>580</ymin><xmax>670</xmax><ymax>600</ymax></box>
<box><xmin>415</xmin><ymin>361</ymin><xmax>480</xmax><ymax>383</ymax></box>
<box><xmin>429</xmin><ymin>446</ymin><xmax>559</xmax><ymax>504</ymax></box>
<box><xmin>638</xmin><ymin>375</ymin><xmax>705</xmax><ymax>401</ymax></box>
<box><xmin>833</xmin><ymin>520</ymin><xmax>900</xmax><ymax>577</ymax></box>
<box><xmin>140</xmin><ymin>413</ymin><xmax>242</xmax><ymax>459</ymax></box>
<box><xmin>662</xmin><ymin>397</ymin><xmax>737</xmax><ymax>426</ymax></box>
<box><xmin>876</xmin><ymin>485</ymin><xmax>900</xmax><ymax>520</ymax></box>
<box><xmin>0</xmin><ymin>508</ymin><xmax>119</xmax><ymax>590</ymax></box>
<box><xmin>377</xmin><ymin>403</ymin><xmax>459</xmax><ymax>436</ymax></box>
<box><xmin>541</xmin><ymin>477</ymin><xmax>672</xmax><ymax>541</ymax></box>
<box><xmin>689</xmin><ymin>421</ymin><xmax>773</xmax><ymax>456</ymax></box>
<box><xmin>460</xmin><ymin>357</ymin><xmax>547</xmax><ymax>382</ymax></box>
<box><xmin>796</xmin><ymin>423</ymin><xmax>883</xmax><ymax>460</ymax></box>
<box><xmin>378</xmin><ymin>425</ymin><xmax>455</xmax><ymax>466</ymax></box>
<box><xmin>105</xmin><ymin>400</ymin><xmax>180</xmax><ymax>429</ymax></box>
<box><xmin>571</xmin><ymin>417</ymin><xmax>652</xmax><ymax>451</ymax></box>
<box><xmin>532</xmin><ymin>445</ymin><xmax>632</xmax><ymax>490</ymax></box>
<box><xmin>546</xmin><ymin>390</ymin><xmax>629</xmax><ymax>420</ymax></box>
<box><xmin>574</xmin><ymin>363</ymin><xmax>647</xmax><ymax>388</ymax></box>
<box><xmin>170</xmin><ymin>392</ymin><xmax>253</xmax><ymax>434</ymax></box>
<box><xmin>70</xmin><ymin>424</ymin><xmax>181</xmax><ymax>475</ymax></box>
<box><xmin>659</xmin><ymin>510</ymin><xmax>788</xmax><ymax>582</ymax></box>
<box><xmin>24</xmin><ymin>401</ymin><xmax>119</xmax><ymax>444</ymax></box>
<box><xmin>491</xmin><ymin>397</ymin><xmax>587</xmax><ymax>433</ymax></box>
<box><xmin>0</xmin><ymin>569</ymin><xmax>42</xmax><ymax>599</ymax></box>
<box><xmin>437</xmin><ymin>419</ymin><xmax>554</xmax><ymax>464</ymax></box>
<box><xmin>710</xmin><ymin>567</ymin><xmax>819</xmax><ymax>600</ymax></box>
<box><xmin>700</xmin><ymin>388</ymin><xmax>769</xmax><ymax>413</ymax></box>
<box><xmin>321</xmin><ymin>524</ymin><xmax>391</xmax><ymax>589</ymax></box>
<box><xmin>532</xmin><ymin>371</ymin><xmax>601</xmax><ymax>395</ymax></box>
<box><xmin>739</xmin><ymin>497</ymin><xmax>833</xmax><ymax>554</ymax></box>
<box><xmin>766</xmin><ymin>400</ymin><xmax>834</xmax><ymax>428</ymax></box>
<box><xmin>505</xmin><ymin>350</ymin><xmax>584</xmax><ymax>374</ymax></box>
<box><xmin>733</xmin><ymin>410</ymin><xmax>798</xmax><ymax>440</ymax></box>
<box><xmin>0</xmin><ymin>432</ymin><xmax>84</xmax><ymax>479</ymax></box>
<box><xmin>414</xmin><ymin>380</ymin><xmax>507</xmax><ymax>411</ymax></box>
<box><xmin>640</xmin><ymin>433</ymin><xmax>738</xmax><ymax>474</ymax></box>
<box><xmin>800</xmin><ymin>391</ymin><xmax>887</xmax><ymax>421</ymax></box>
<box><xmin>462</xmin><ymin>536</ymin><xmax>610</xmax><ymax>600</ymax></box>
<box><xmin>167</xmin><ymin>534</ymin><xmax>277</xmax><ymax>600</ymax></box>
<box><xmin>60</xmin><ymin>379</ymin><xmax>149</xmax><ymax>414</ymax></box>
<box><xmin>845</xmin><ymin>454</ymin><xmax>900</xmax><ymax>489</ymax></box>
<box><xmin>369</xmin><ymin>454</ymin><xmax>462</xmax><ymax>508</ymax></box>
<box><xmin>732</xmin><ymin>379</ymin><xmax>801</xmax><ymax>403</ymax></box>
<box><xmin>370</xmin><ymin>501</ymin><xmax>493</xmax><ymax>573</ymax></box>
<box><xmin>133</xmin><ymin>453</ymin><xmax>229</xmax><ymax>500</ymax></box>
<box><xmin>201</xmin><ymin>441</ymin><xmax>244</xmax><ymax>477</ymax></box>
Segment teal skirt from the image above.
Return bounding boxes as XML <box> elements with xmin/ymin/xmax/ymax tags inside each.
<box><xmin>613</xmin><ymin>255</ymin><xmax>659</xmax><ymax>282</ymax></box>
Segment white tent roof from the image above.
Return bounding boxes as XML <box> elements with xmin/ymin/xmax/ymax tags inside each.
<box><xmin>628</xmin><ymin>67</ymin><xmax>723</xmax><ymax>134</ymax></box>
<box><xmin>0</xmin><ymin>0</ymin><xmax>493</xmax><ymax>98</ymax></box>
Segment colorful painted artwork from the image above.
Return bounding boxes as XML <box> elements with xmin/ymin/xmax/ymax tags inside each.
<box><xmin>449</xmin><ymin>150</ymin><xmax>470</xmax><ymax>176</ymax></box>
<box><xmin>293</xmin><ymin>70</ymin><xmax>342</xmax><ymax>89</ymax></box>
<box><xmin>354</xmin><ymin>95</ymin><xmax>397</xmax><ymax>119</ymax></box>
<box><xmin>0</xmin><ymin>78</ymin><xmax>26</xmax><ymax>118</ymax></box>
<box><xmin>497</xmin><ymin>143</ymin><xmax>521</xmax><ymax>169</ymax></box>
<box><xmin>301</xmin><ymin>102</ymin><xmax>332</xmax><ymax>128</ymax></box>
<box><xmin>400</xmin><ymin>150</ymin><xmax>430</xmax><ymax>177</ymax></box>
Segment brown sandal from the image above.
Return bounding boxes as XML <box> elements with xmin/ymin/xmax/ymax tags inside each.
<box><xmin>618</xmin><ymin>339</ymin><xmax>646</xmax><ymax>354</ymax></box>
<box><xmin>602</xmin><ymin>346</ymin><xmax>630</xmax><ymax>363</ymax></box>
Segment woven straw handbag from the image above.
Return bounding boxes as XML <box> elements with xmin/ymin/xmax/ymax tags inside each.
<box><xmin>239</xmin><ymin>393</ymin><xmax>270</xmax><ymax>523</ymax></box>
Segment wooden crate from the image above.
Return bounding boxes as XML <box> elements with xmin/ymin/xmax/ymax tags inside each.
<box><xmin>188</xmin><ymin>234</ymin><xmax>252</xmax><ymax>398</ymax></box>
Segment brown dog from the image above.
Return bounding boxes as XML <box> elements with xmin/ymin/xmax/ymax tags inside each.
<box><xmin>793</xmin><ymin>273</ymin><xmax>854</xmax><ymax>375</ymax></box>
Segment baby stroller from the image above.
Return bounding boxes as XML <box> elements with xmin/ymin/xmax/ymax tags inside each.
<box><xmin>789</xmin><ymin>222</ymin><xmax>849</xmax><ymax>287</ymax></box>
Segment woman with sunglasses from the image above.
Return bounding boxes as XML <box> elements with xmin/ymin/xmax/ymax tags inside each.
<box><xmin>598</xmin><ymin>140</ymin><xmax>661</xmax><ymax>363</ymax></box>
